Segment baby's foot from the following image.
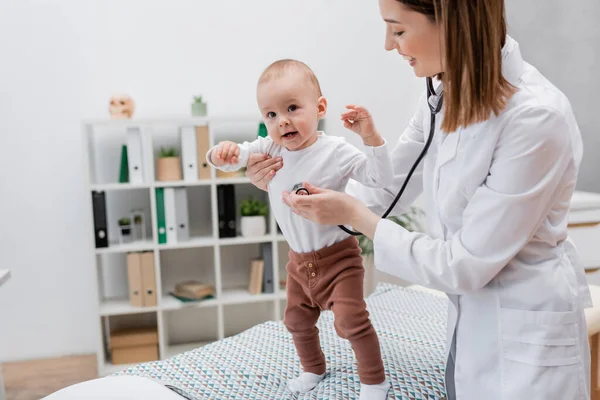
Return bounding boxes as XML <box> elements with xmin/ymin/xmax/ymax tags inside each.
<box><xmin>287</xmin><ymin>372</ymin><xmax>326</xmax><ymax>393</ymax></box>
<box><xmin>359</xmin><ymin>379</ymin><xmax>390</xmax><ymax>400</ymax></box>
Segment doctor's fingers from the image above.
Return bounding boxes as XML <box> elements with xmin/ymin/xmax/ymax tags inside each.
<box><xmin>285</xmin><ymin>193</ymin><xmax>318</xmax><ymax>210</ymax></box>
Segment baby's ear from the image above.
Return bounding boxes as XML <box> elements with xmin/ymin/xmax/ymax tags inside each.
<box><xmin>317</xmin><ymin>96</ymin><xmax>327</xmax><ymax>119</ymax></box>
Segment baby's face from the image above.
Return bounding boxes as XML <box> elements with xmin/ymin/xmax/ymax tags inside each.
<box><xmin>257</xmin><ymin>73</ymin><xmax>326</xmax><ymax>151</ymax></box>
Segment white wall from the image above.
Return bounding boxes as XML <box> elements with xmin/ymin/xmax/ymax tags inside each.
<box><xmin>505</xmin><ymin>0</ymin><xmax>600</xmax><ymax>192</ymax></box>
<box><xmin>0</xmin><ymin>0</ymin><xmax>423</xmax><ymax>362</ymax></box>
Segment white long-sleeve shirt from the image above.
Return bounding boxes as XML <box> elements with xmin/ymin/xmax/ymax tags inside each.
<box><xmin>207</xmin><ymin>131</ymin><xmax>393</xmax><ymax>252</ymax></box>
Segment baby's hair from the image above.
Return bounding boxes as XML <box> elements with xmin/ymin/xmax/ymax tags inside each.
<box><xmin>258</xmin><ymin>59</ymin><xmax>323</xmax><ymax>97</ymax></box>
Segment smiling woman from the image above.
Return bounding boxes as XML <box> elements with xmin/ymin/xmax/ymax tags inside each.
<box><xmin>246</xmin><ymin>1</ymin><xmax>593</xmax><ymax>399</ymax></box>
<box><xmin>381</xmin><ymin>0</ymin><xmax>516</xmax><ymax>133</ymax></box>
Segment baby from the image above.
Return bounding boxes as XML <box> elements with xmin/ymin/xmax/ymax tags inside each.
<box><xmin>206</xmin><ymin>59</ymin><xmax>392</xmax><ymax>400</ymax></box>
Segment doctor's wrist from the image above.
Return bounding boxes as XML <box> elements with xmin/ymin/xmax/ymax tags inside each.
<box><xmin>349</xmin><ymin>202</ymin><xmax>380</xmax><ymax>241</ymax></box>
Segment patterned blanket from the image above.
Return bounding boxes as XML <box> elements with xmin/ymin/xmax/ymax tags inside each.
<box><xmin>114</xmin><ymin>284</ymin><xmax>449</xmax><ymax>399</ymax></box>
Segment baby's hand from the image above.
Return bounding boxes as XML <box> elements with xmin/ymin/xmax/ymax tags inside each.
<box><xmin>341</xmin><ymin>105</ymin><xmax>378</xmax><ymax>140</ymax></box>
<box><xmin>212</xmin><ymin>141</ymin><xmax>240</xmax><ymax>166</ymax></box>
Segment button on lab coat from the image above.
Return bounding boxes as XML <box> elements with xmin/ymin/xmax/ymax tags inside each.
<box><xmin>353</xmin><ymin>36</ymin><xmax>593</xmax><ymax>399</ymax></box>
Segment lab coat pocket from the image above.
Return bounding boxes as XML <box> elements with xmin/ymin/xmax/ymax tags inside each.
<box><xmin>500</xmin><ymin>308</ymin><xmax>583</xmax><ymax>398</ymax></box>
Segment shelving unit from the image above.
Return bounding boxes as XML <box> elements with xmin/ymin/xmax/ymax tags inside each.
<box><xmin>82</xmin><ymin>116</ymin><xmax>290</xmax><ymax>376</ymax></box>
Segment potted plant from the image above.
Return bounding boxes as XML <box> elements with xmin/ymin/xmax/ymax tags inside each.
<box><xmin>240</xmin><ymin>198</ymin><xmax>268</xmax><ymax>237</ymax></box>
<box><xmin>358</xmin><ymin>207</ymin><xmax>424</xmax><ymax>296</ymax></box>
<box><xmin>131</xmin><ymin>209</ymin><xmax>145</xmax><ymax>241</ymax></box>
<box><xmin>157</xmin><ymin>147</ymin><xmax>182</xmax><ymax>181</ymax></box>
<box><xmin>191</xmin><ymin>95</ymin><xmax>208</xmax><ymax>117</ymax></box>
<box><xmin>118</xmin><ymin>217</ymin><xmax>133</xmax><ymax>244</ymax></box>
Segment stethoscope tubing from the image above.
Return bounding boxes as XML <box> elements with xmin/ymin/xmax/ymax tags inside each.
<box><xmin>295</xmin><ymin>77</ymin><xmax>443</xmax><ymax>237</ymax></box>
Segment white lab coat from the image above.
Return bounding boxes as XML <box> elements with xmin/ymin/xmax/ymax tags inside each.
<box><xmin>353</xmin><ymin>36</ymin><xmax>593</xmax><ymax>399</ymax></box>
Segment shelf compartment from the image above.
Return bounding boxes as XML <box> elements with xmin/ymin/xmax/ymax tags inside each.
<box><xmin>160</xmin><ymin>246</ymin><xmax>216</xmax><ymax>301</ymax></box>
<box><xmin>223</xmin><ymin>301</ymin><xmax>277</xmax><ymax>338</ymax></box>
<box><xmin>100</xmin><ymin>298</ymin><xmax>159</xmax><ymax>316</ymax></box>
<box><xmin>163</xmin><ymin>307</ymin><xmax>219</xmax><ymax>350</ymax></box>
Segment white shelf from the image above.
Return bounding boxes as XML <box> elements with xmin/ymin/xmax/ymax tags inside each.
<box><xmin>90</xmin><ymin>178</ymin><xmax>252</xmax><ymax>191</ymax></box>
<box><xmin>91</xmin><ymin>183</ymin><xmax>152</xmax><ymax>191</ymax></box>
<box><xmin>219</xmin><ymin>288</ymin><xmax>286</xmax><ymax>305</ymax></box>
<box><xmin>156</xmin><ymin>180</ymin><xmax>212</xmax><ymax>187</ymax></box>
<box><xmin>213</xmin><ymin>177</ymin><xmax>251</xmax><ymax>185</ymax></box>
<box><xmin>161</xmin><ymin>288</ymin><xmax>285</xmax><ymax>310</ymax></box>
<box><xmin>95</xmin><ymin>240</ymin><xmax>155</xmax><ymax>254</ymax></box>
<box><xmin>161</xmin><ymin>294</ymin><xmax>218</xmax><ymax>311</ymax></box>
<box><xmin>86</xmin><ymin>118</ymin><xmax>288</xmax><ymax>377</ymax></box>
<box><xmin>218</xmin><ymin>235</ymin><xmax>276</xmax><ymax>246</ymax></box>
<box><xmin>165</xmin><ymin>341</ymin><xmax>213</xmax><ymax>359</ymax></box>
<box><xmin>157</xmin><ymin>236</ymin><xmax>215</xmax><ymax>250</ymax></box>
<box><xmin>157</xmin><ymin>234</ymin><xmax>286</xmax><ymax>250</ymax></box>
<box><xmin>83</xmin><ymin>115</ymin><xmax>261</xmax><ymax>127</ymax></box>
<box><xmin>99</xmin><ymin>298</ymin><xmax>158</xmax><ymax>316</ymax></box>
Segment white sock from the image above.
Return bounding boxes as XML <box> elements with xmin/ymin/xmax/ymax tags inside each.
<box><xmin>359</xmin><ymin>379</ymin><xmax>390</xmax><ymax>400</ymax></box>
<box><xmin>287</xmin><ymin>372</ymin><xmax>326</xmax><ymax>393</ymax></box>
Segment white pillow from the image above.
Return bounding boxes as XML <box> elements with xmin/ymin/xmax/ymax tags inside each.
<box><xmin>43</xmin><ymin>376</ymin><xmax>186</xmax><ymax>400</ymax></box>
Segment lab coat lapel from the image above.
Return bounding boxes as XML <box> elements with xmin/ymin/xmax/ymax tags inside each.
<box><xmin>435</xmin><ymin>131</ymin><xmax>460</xmax><ymax>170</ymax></box>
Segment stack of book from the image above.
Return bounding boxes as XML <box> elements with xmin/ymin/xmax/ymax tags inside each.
<box><xmin>170</xmin><ymin>281</ymin><xmax>215</xmax><ymax>302</ymax></box>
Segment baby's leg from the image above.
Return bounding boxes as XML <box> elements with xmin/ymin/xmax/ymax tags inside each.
<box><xmin>329</xmin><ymin>267</ymin><xmax>389</xmax><ymax>399</ymax></box>
<box><xmin>284</xmin><ymin>271</ymin><xmax>325</xmax><ymax>393</ymax></box>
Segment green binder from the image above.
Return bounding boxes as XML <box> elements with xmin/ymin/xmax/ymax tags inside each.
<box><xmin>257</xmin><ymin>122</ymin><xmax>268</xmax><ymax>138</ymax></box>
<box><xmin>155</xmin><ymin>188</ymin><xmax>167</xmax><ymax>244</ymax></box>
<box><xmin>118</xmin><ymin>144</ymin><xmax>129</xmax><ymax>183</ymax></box>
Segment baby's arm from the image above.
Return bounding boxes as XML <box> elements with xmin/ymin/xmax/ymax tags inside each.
<box><xmin>337</xmin><ymin>104</ymin><xmax>393</xmax><ymax>187</ymax></box>
<box><xmin>206</xmin><ymin>136</ymin><xmax>275</xmax><ymax>173</ymax></box>
<box><xmin>335</xmin><ymin>138</ymin><xmax>394</xmax><ymax>188</ymax></box>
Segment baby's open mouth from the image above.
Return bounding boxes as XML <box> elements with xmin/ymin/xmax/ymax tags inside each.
<box><xmin>283</xmin><ymin>131</ymin><xmax>298</xmax><ymax>139</ymax></box>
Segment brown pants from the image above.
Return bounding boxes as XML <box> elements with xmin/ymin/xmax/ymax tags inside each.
<box><xmin>283</xmin><ymin>236</ymin><xmax>385</xmax><ymax>385</ymax></box>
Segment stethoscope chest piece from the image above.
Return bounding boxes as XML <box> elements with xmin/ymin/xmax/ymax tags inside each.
<box><xmin>292</xmin><ymin>182</ymin><xmax>310</xmax><ymax>196</ymax></box>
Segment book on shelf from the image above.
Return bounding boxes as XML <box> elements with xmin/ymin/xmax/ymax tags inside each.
<box><xmin>169</xmin><ymin>291</ymin><xmax>215</xmax><ymax>303</ymax></box>
<box><xmin>261</xmin><ymin>243</ymin><xmax>274</xmax><ymax>293</ymax></box>
<box><xmin>195</xmin><ymin>125</ymin><xmax>211</xmax><ymax>180</ymax></box>
<box><xmin>92</xmin><ymin>191</ymin><xmax>109</xmax><ymax>248</ymax></box>
<box><xmin>174</xmin><ymin>187</ymin><xmax>189</xmax><ymax>242</ymax></box>
<box><xmin>217</xmin><ymin>184</ymin><xmax>236</xmax><ymax>238</ymax></box>
<box><xmin>248</xmin><ymin>259</ymin><xmax>264</xmax><ymax>295</ymax></box>
<box><xmin>118</xmin><ymin>144</ymin><xmax>129</xmax><ymax>183</ymax></box>
<box><xmin>125</xmin><ymin>127</ymin><xmax>146</xmax><ymax>184</ymax></box>
<box><xmin>127</xmin><ymin>251</ymin><xmax>157</xmax><ymax>307</ymax></box>
<box><xmin>180</xmin><ymin>126</ymin><xmax>198</xmax><ymax>182</ymax></box>
<box><xmin>171</xmin><ymin>281</ymin><xmax>215</xmax><ymax>301</ymax></box>
<box><xmin>155</xmin><ymin>188</ymin><xmax>167</xmax><ymax>244</ymax></box>
<box><xmin>164</xmin><ymin>188</ymin><xmax>177</xmax><ymax>244</ymax></box>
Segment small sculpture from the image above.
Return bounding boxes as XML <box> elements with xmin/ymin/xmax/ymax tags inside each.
<box><xmin>109</xmin><ymin>95</ymin><xmax>135</xmax><ymax>119</ymax></box>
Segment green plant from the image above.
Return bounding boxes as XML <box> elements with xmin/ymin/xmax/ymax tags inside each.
<box><xmin>358</xmin><ymin>207</ymin><xmax>424</xmax><ymax>256</ymax></box>
<box><xmin>118</xmin><ymin>217</ymin><xmax>131</xmax><ymax>226</ymax></box>
<box><xmin>193</xmin><ymin>95</ymin><xmax>204</xmax><ymax>103</ymax></box>
<box><xmin>159</xmin><ymin>147</ymin><xmax>179</xmax><ymax>158</ymax></box>
<box><xmin>240</xmin><ymin>198</ymin><xmax>268</xmax><ymax>217</ymax></box>
<box><xmin>133</xmin><ymin>214</ymin><xmax>143</xmax><ymax>224</ymax></box>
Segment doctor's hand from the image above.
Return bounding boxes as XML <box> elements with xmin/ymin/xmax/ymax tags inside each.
<box><xmin>281</xmin><ymin>182</ymin><xmax>380</xmax><ymax>238</ymax></box>
<box><xmin>341</xmin><ymin>105</ymin><xmax>384</xmax><ymax>147</ymax></box>
<box><xmin>246</xmin><ymin>153</ymin><xmax>283</xmax><ymax>192</ymax></box>
<box><xmin>211</xmin><ymin>141</ymin><xmax>240</xmax><ymax>166</ymax></box>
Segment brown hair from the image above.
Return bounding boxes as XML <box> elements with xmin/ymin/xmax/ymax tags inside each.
<box><xmin>398</xmin><ymin>0</ymin><xmax>517</xmax><ymax>132</ymax></box>
<box><xmin>258</xmin><ymin>59</ymin><xmax>323</xmax><ymax>97</ymax></box>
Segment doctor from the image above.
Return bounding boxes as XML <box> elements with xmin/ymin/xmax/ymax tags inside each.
<box><xmin>246</xmin><ymin>0</ymin><xmax>593</xmax><ymax>398</ymax></box>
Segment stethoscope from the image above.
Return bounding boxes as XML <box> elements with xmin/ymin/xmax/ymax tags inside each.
<box><xmin>294</xmin><ymin>76</ymin><xmax>444</xmax><ymax>236</ymax></box>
